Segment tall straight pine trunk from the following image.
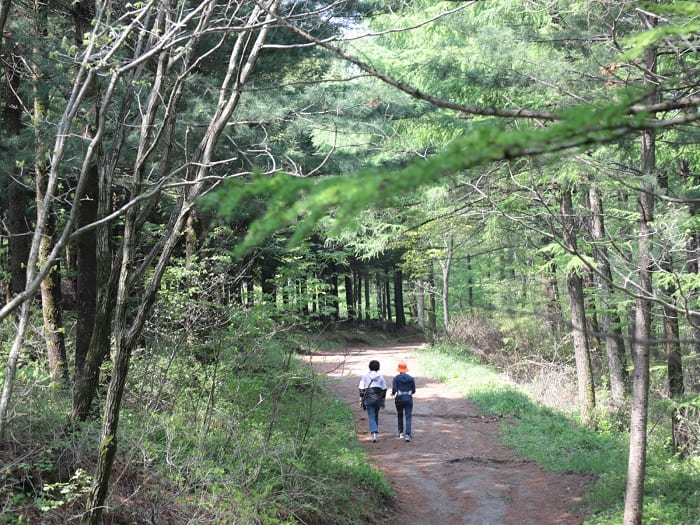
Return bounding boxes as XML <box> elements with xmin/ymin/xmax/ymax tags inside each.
<box><xmin>561</xmin><ymin>187</ymin><xmax>595</xmax><ymax>426</ymax></box>
<box><xmin>623</xmin><ymin>26</ymin><xmax>657</xmax><ymax>523</ymax></box>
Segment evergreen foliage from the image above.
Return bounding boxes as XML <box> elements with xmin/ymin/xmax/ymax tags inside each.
<box><xmin>0</xmin><ymin>0</ymin><xmax>699</xmax><ymax>522</ymax></box>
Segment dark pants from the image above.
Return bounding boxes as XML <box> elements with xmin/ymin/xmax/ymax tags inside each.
<box><xmin>395</xmin><ymin>396</ymin><xmax>413</xmax><ymax>435</ymax></box>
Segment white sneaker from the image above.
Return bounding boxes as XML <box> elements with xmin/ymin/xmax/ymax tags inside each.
<box><xmin>405</xmin><ymin>434</ymin><xmax>411</xmax><ymax>442</ymax></box>
<box><xmin>396</xmin><ymin>432</ymin><xmax>404</xmax><ymax>439</ymax></box>
<box><xmin>371</xmin><ymin>432</ymin><xmax>377</xmax><ymax>442</ymax></box>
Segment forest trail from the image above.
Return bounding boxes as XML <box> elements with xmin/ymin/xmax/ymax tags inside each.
<box><xmin>308</xmin><ymin>343</ymin><xmax>592</xmax><ymax>525</ymax></box>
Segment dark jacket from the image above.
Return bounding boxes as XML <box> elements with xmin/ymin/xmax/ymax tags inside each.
<box><xmin>392</xmin><ymin>373</ymin><xmax>416</xmax><ymax>400</ymax></box>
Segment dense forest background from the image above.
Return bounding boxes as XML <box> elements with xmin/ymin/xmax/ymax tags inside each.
<box><xmin>0</xmin><ymin>0</ymin><xmax>699</xmax><ymax>523</ymax></box>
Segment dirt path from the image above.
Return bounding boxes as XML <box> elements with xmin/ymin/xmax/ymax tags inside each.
<box><xmin>307</xmin><ymin>343</ymin><xmax>591</xmax><ymax>525</ymax></box>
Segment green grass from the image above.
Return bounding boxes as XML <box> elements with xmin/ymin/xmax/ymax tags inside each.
<box><xmin>417</xmin><ymin>343</ymin><xmax>700</xmax><ymax>525</ymax></box>
<box><xmin>1</xmin><ymin>323</ymin><xmax>395</xmax><ymax>525</ymax></box>
<box><xmin>123</xmin><ymin>340</ymin><xmax>394</xmax><ymax>524</ymax></box>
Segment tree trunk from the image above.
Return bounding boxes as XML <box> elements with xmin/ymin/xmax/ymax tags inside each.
<box><xmin>364</xmin><ymin>273</ymin><xmax>370</xmax><ymax>321</ymax></box>
<box><xmin>185</xmin><ymin>211</ymin><xmax>198</xmax><ymax>342</ymax></box>
<box><xmin>668</xmin><ymin>349</ymin><xmax>688</xmax><ymax>457</ymax></box>
<box><xmin>330</xmin><ymin>271</ymin><xmax>339</xmax><ymax>321</ymax></box>
<box><xmin>376</xmin><ymin>274</ymin><xmax>385</xmax><ymax>326</ymax></box>
<box><xmin>583</xmin><ymin>271</ymin><xmax>601</xmax><ymax>351</ymax></box>
<box><xmin>561</xmin><ymin>188</ymin><xmax>596</xmax><ymax>426</ymax></box>
<box><xmin>588</xmin><ymin>185</ymin><xmax>628</xmax><ymax>403</ymax></box>
<box><xmin>427</xmin><ymin>262</ymin><xmax>437</xmax><ymax>333</ymax></box>
<box><xmin>681</xmin><ymin>158</ymin><xmax>700</xmax><ymax>355</ymax></box>
<box><xmin>416</xmin><ymin>280</ymin><xmax>425</xmax><ymax>329</ymax></box>
<box><xmin>75</xmin><ymin>167</ymin><xmax>98</xmax><ymax>378</ymax></box>
<box><xmin>70</xmin><ymin>0</ymin><xmax>114</xmax><ymax>420</ymax></box>
<box><xmin>466</xmin><ymin>254</ymin><xmax>473</xmax><ymax>310</ymax></box>
<box><xmin>438</xmin><ymin>235</ymin><xmax>453</xmax><ymax>334</ymax></box>
<box><xmin>34</xmin><ymin>4</ymin><xmax>68</xmax><ymax>382</ymax></box>
<box><xmin>261</xmin><ymin>256</ymin><xmax>276</xmax><ymax>302</ymax></box>
<box><xmin>246</xmin><ymin>276</ymin><xmax>255</xmax><ymax>307</ymax></box>
<box><xmin>541</xmin><ymin>249</ymin><xmax>563</xmax><ymax>335</ymax></box>
<box><xmin>70</xmin><ymin>155</ymin><xmax>115</xmax><ymax>421</ymax></box>
<box><xmin>355</xmin><ymin>269</ymin><xmax>362</xmax><ymax>321</ymax></box>
<box><xmin>36</xmin><ymin>197</ymin><xmax>68</xmax><ymax>381</ymax></box>
<box><xmin>4</xmin><ymin>40</ymin><xmax>31</xmax><ymax>299</ymax></box>
<box><xmin>658</xmin><ymin>160</ymin><xmax>690</xmax><ymax>458</ymax></box>
<box><xmin>394</xmin><ymin>266</ymin><xmax>405</xmax><ymax>329</ymax></box>
<box><xmin>384</xmin><ymin>267</ymin><xmax>392</xmax><ymax>323</ymax></box>
<box><xmin>83</xmin><ymin>3</ymin><xmax>282</xmax><ymax>519</ymax></box>
<box><xmin>623</xmin><ymin>29</ymin><xmax>657</xmax><ymax>524</ymax></box>
<box><xmin>344</xmin><ymin>272</ymin><xmax>355</xmax><ymax>321</ymax></box>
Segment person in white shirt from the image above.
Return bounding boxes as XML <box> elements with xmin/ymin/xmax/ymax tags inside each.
<box><xmin>358</xmin><ymin>360</ymin><xmax>387</xmax><ymax>442</ymax></box>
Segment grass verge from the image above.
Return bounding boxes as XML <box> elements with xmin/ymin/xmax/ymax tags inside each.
<box><xmin>1</xmin><ymin>322</ymin><xmax>394</xmax><ymax>524</ymax></box>
<box><xmin>416</xmin><ymin>343</ymin><xmax>700</xmax><ymax>525</ymax></box>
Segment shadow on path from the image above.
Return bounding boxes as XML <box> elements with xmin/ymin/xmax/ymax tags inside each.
<box><xmin>307</xmin><ymin>344</ymin><xmax>590</xmax><ymax>525</ymax></box>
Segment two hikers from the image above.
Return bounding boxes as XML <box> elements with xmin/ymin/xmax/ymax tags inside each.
<box><xmin>359</xmin><ymin>360</ymin><xmax>416</xmax><ymax>443</ymax></box>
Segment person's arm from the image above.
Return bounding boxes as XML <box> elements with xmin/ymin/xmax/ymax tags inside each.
<box><xmin>391</xmin><ymin>376</ymin><xmax>397</xmax><ymax>396</ymax></box>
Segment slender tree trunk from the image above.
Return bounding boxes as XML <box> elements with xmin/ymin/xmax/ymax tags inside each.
<box><xmin>185</xmin><ymin>211</ymin><xmax>198</xmax><ymax>342</ymax></box>
<box><xmin>70</xmin><ymin>0</ymin><xmax>114</xmax><ymax>420</ymax></box>
<box><xmin>384</xmin><ymin>267</ymin><xmax>392</xmax><ymax>323</ymax></box>
<box><xmin>438</xmin><ymin>235</ymin><xmax>453</xmax><ymax>334</ymax></box>
<box><xmin>0</xmin><ymin>301</ymin><xmax>32</xmax><ymax>439</ymax></box>
<box><xmin>261</xmin><ymin>256</ymin><xmax>276</xmax><ymax>302</ymax></box>
<box><xmin>355</xmin><ymin>269</ymin><xmax>362</xmax><ymax>321</ymax></box>
<box><xmin>561</xmin><ymin>188</ymin><xmax>596</xmax><ymax>426</ymax></box>
<box><xmin>70</xmin><ymin>177</ymin><xmax>114</xmax><ymax>421</ymax></box>
<box><xmin>623</xmin><ymin>28</ymin><xmax>657</xmax><ymax>524</ymax></box>
<box><xmin>301</xmin><ymin>276</ymin><xmax>310</xmax><ymax>316</ymax></box>
<box><xmin>344</xmin><ymin>272</ymin><xmax>354</xmax><ymax>321</ymax></box>
<box><xmin>34</xmin><ymin>3</ymin><xmax>68</xmax><ymax>381</ymax></box>
<box><xmin>364</xmin><ymin>273</ymin><xmax>370</xmax><ymax>321</ymax></box>
<box><xmin>589</xmin><ymin>185</ymin><xmax>628</xmax><ymax>403</ymax></box>
<box><xmin>658</xmin><ymin>160</ymin><xmax>689</xmax><ymax>457</ymax></box>
<box><xmin>376</xmin><ymin>274</ymin><xmax>385</xmax><ymax>326</ymax></box>
<box><xmin>541</xmin><ymin>248</ymin><xmax>563</xmax><ymax>335</ymax></box>
<box><xmin>75</xmin><ymin>167</ymin><xmax>98</xmax><ymax>378</ymax></box>
<box><xmin>4</xmin><ymin>39</ymin><xmax>31</xmax><ymax>299</ymax></box>
<box><xmin>583</xmin><ymin>271</ymin><xmax>601</xmax><ymax>351</ymax></box>
<box><xmin>416</xmin><ymin>280</ymin><xmax>425</xmax><ymax>329</ymax></box>
<box><xmin>466</xmin><ymin>254</ymin><xmax>473</xmax><ymax>310</ymax></box>
<box><xmin>330</xmin><ymin>272</ymin><xmax>339</xmax><ymax>321</ymax></box>
<box><xmin>427</xmin><ymin>262</ymin><xmax>437</xmax><ymax>333</ymax></box>
<box><xmin>394</xmin><ymin>266</ymin><xmax>405</xmax><ymax>328</ymax></box>
<box><xmin>681</xmin><ymin>158</ymin><xmax>700</xmax><ymax>355</ymax></box>
<box><xmin>246</xmin><ymin>276</ymin><xmax>255</xmax><ymax>307</ymax></box>
<box><xmin>36</xmin><ymin>183</ymin><xmax>68</xmax><ymax>381</ymax></box>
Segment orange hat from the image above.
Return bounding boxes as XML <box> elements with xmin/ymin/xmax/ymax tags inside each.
<box><xmin>397</xmin><ymin>362</ymin><xmax>408</xmax><ymax>372</ymax></box>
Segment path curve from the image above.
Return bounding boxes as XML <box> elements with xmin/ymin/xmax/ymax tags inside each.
<box><xmin>308</xmin><ymin>343</ymin><xmax>591</xmax><ymax>525</ymax></box>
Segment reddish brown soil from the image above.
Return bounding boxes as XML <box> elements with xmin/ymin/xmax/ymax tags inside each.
<box><xmin>308</xmin><ymin>343</ymin><xmax>592</xmax><ymax>525</ymax></box>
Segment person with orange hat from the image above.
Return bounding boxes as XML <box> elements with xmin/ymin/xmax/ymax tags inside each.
<box><xmin>391</xmin><ymin>362</ymin><xmax>416</xmax><ymax>442</ymax></box>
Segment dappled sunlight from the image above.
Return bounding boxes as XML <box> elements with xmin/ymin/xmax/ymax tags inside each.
<box><xmin>311</xmin><ymin>343</ymin><xmax>593</xmax><ymax>524</ymax></box>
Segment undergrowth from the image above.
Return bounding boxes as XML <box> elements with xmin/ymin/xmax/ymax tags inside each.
<box><xmin>417</xmin><ymin>343</ymin><xmax>700</xmax><ymax>525</ymax></box>
<box><xmin>0</xmin><ymin>311</ymin><xmax>393</xmax><ymax>524</ymax></box>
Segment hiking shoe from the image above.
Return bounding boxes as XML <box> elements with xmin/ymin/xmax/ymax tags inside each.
<box><xmin>371</xmin><ymin>432</ymin><xmax>377</xmax><ymax>442</ymax></box>
<box><xmin>405</xmin><ymin>434</ymin><xmax>411</xmax><ymax>442</ymax></box>
<box><xmin>396</xmin><ymin>432</ymin><xmax>404</xmax><ymax>439</ymax></box>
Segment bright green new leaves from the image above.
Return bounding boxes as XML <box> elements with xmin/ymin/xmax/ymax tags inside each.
<box><xmin>209</xmin><ymin>95</ymin><xmax>666</xmax><ymax>257</ymax></box>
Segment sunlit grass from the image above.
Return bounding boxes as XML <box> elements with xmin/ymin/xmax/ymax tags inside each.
<box><xmin>416</xmin><ymin>343</ymin><xmax>700</xmax><ymax>525</ymax></box>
